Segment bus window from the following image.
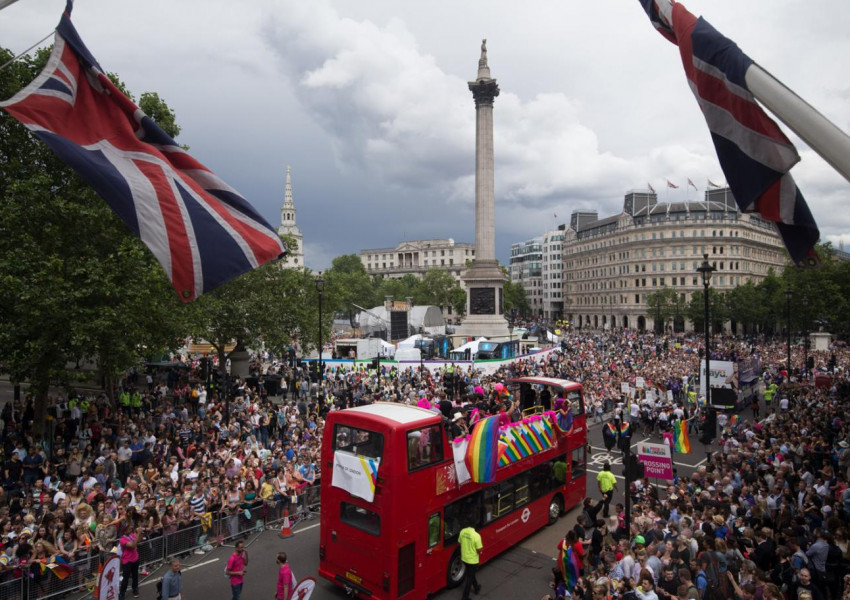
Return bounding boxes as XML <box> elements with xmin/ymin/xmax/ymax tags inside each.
<box><xmin>444</xmin><ymin>493</ymin><xmax>481</xmax><ymax>544</ymax></box>
<box><xmin>335</xmin><ymin>425</ymin><xmax>383</xmax><ymax>461</ymax></box>
<box><xmin>495</xmin><ymin>481</ymin><xmax>515</xmax><ymax>519</ymax></box>
<box><xmin>428</xmin><ymin>513</ymin><xmax>441</xmax><ymax>548</ymax></box>
<box><xmin>340</xmin><ymin>502</ymin><xmax>381</xmax><ymax>536</ymax></box>
<box><xmin>571</xmin><ymin>446</ymin><xmax>586</xmax><ymax>480</ymax></box>
<box><xmin>566</xmin><ymin>389</ymin><xmax>584</xmax><ymax>416</ymax></box>
<box><xmin>513</xmin><ymin>474</ymin><xmax>530</xmax><ymax>508</ymax></box>
<box><xmin>553</xmin><ymin>456</ymin><xmax>568</xmax><ymax>484</ymax></box>
<box><xmin>407</xmin><ymin>425</ymin><xmax>444</xmax><ymax>471</ymax></box>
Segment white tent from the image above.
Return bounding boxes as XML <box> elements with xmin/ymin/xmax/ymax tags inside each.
<box><xmin>452</xmin><ymin>337</ymin><xmax>488</xmax><ymax>356</ymax></box>
<box><xmin>397</xmin><ymin>334</ymin><xmax>423</xmax><ymax>349</ymax></box>
<box><xmin>379</xmin><ymin>339</ymin><xmax>396</xmax><ymax>358</ymax></box>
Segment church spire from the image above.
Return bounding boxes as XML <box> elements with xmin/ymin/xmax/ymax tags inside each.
<box><xmin>278</xmin><ymin>165</ymin><xmax>303</xmax><ymax>267</ymax></box>
<box><xmin>283</xmin><ymin>165</ymin><xmax>294</xmax><ymax>209</ymax></box>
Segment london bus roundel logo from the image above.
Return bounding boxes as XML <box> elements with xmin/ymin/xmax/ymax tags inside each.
<box><xmin>521</xmin><ymin>507</ymin><xmax>531</xmax><ymax>524</ymax></box>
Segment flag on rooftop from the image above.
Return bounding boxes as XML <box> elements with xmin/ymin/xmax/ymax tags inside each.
<box><xmin>637</xmin><ymin>0</ymin><xmax>820</xmax><ymax>266</ymax></box>
<box><xmin>648</xmin><ymin>183</ymin><xmax>656</xmax><ymax>193</ymax></box>
<box><xmin>0</xmin><ymin>1</ymin><xmax>287</xmax><ymax>302</ymax></box>
<box><xmin>708</xmin><ymin>179</ymin><xmax>721</xmax><ymax>188</ymax></box>
<box><xmin>687</xmin><ymin>178</ymin><xmax>698</xmax><ymax>190</ymax></box>
<box><xmin>666</xmin><ymin>179</ymin><xmax>679</xmax><ymax>189</ymax></box>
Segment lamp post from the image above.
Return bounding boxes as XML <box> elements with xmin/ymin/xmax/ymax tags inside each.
<box><xmin>785</xmin><ymin>285</ymin><xmax>792</xmax><ymax>381</ymax></box>
<box><xmin>316</xmin><ymin>272</ymin><xmax>324</xmax><ymax>384</ymax></box>
<box><xmin>697</xmin><ymin>254</ymin><xmax>715</xmax><ymax>441</ymax></box>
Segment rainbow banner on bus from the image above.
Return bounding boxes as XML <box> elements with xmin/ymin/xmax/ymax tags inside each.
<box><xmin>465</xmin><ymin>416</ymin><xmax>500</xmax><ymax>483</ymax></box>
<box><xmin>497</xmin><ymin>414</ymin><xmax>560</xmax><ymax>467</ymax></box>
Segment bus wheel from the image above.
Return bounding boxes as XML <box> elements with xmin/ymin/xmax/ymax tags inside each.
<box><xmin>547</xmin><ymin>495</ymin><xmax>563</xmax><ymax>525</ymax></box>
<box><xmin>446</xmin><ymin>550</ymin><xmax>466</xmax><ymax>588</ymax></box>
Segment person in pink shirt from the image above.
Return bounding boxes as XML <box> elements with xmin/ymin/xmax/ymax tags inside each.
<box><xmin>119</xmin><ymin>527</ymin><xmax>143</xmax><ymax>600</ymax></box>
<box><xmin>226</xmin><ymin>540</ymin><xmax>248</xmax><ymax>600</ymax></box>
<box><xmin>275</xmin><ymin>552</ymin><xmax>297</xmax><ymax>600</ymax></box>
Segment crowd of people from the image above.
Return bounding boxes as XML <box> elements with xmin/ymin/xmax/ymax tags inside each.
<box><xmin>0</xmin><ymin>326</ymin><xmax>847</xmax><ymax>600</ymax></box>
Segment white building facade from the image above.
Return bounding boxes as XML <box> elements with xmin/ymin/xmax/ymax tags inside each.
<box><xmin>560</xmin><ymin>187</ymin><xmax>788</xmax><ymax>331</ymax></box>
<box><xmin>509</xmin><ymin>237</ymin><xmax>543</xmax><ymax>315</ymax></box>
<box><xmin>360</xmin><ymin>238</ymin><xmax>475</xmax><ymax>280</ymax></box>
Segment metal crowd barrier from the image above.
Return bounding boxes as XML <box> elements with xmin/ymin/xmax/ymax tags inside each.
<box><xmin>9</xmin><ymin>482</ymin><xmax>323</xmax><ymax>599</ymax></box>
<box><xmin>0</xmin><ymin>575</ymin><xmax>23</xmax><ymax>600</ymax></box>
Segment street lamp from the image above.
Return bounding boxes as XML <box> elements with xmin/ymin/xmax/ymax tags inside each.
<box><xmin>316</xmin><ymin>272</ymin><xmax>324</xmax><ymax>384</ymax></box>
<box><xmin>697</xmin><ymin>254</ymin><xmax>715</xmax><ymax>440</ymax></box>
<box><xmin>785</xmin><ymin>285</ymin><xmax>792</xmax><ymax>381</ymax></box>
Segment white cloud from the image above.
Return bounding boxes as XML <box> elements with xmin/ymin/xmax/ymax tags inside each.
<box><xmin>1</xmin><ymin>0</ymin><xmax>848</xmax><ymax>269</ymax></box>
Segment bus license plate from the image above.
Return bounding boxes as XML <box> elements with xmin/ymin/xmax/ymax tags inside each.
<box><xmin>345</xmin><ymin>571</ymin><xmax>362</xmax><ymax>585</ymax></box>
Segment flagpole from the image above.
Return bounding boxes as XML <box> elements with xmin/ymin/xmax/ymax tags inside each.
<box><xmin>745</xmin><ymin>64</ymin><xmax>850</xmax><ymax>184</ymax></box>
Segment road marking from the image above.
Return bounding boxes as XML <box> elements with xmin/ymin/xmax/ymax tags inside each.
<box><xmin>296</xmin><ymin>522</ymin><xmax>321</xmax><ymax>533</ymax></box>
<box><xmin>141</xmin><ymin>558</ymin><xmax>220</xmax><ymax>586</ymax></box>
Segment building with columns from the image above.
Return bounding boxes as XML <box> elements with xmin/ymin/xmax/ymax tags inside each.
<box><xmin>277</xmin><ymin>166</ymin><xmax>304</xmax><ymax>268</ymax></box>
<box><xmin>360</xmin><ymin>239</ymin><xmax>475</xmax><ymax>280</ymax></box>
<box><xmin>559</xmin><ymin>187</ymin><xmax>787</xmax><ymax>331</ymax></box>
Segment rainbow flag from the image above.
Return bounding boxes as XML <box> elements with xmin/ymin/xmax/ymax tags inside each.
<box><xmin>619</xmin><ymin>421</ymin><xmax>631</xmax><ymax>437</ymax></box>
<box><xmin>673</xmin><ymin>420</ymin><xmax>691</xmax><ymax>454</ymax></box>
<box><xmin>465</xmin><ymin>416</ymin><xmax>500</xmax><ymax>483</ymax></box>
<box><xmin>730</xmin><ymin>414</ymin><xmax>740</xmax><ymax>427</ymax></box>
<box><xmin>559</xmin><ymin>544</ymin><xmax>581</xmax><ymax>592</ymax></box>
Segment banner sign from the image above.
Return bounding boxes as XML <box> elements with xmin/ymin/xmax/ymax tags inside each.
<box><xmin>636</xmin><ymin>441</ymin><xmax>673</xmax><ymax>481</ymax></box>
<box><xmin>451</xmin><ymin>437</ymin><xmax>471</xmax><ymax>487</ymax></box>
<box><xmin>97</xmin><ymin>555</ymin><xmax>121</xmax><ymax>600</ymax></box>
<box><xmin>291</xmin><ymin>577</ymin><xmax>317</xmax><ymax>600</ymax></box>
<box><xmin>698</xmin><ymin>360</ymin><xmax>736</xmax><ymax>395</ymax></box>
<box><xmin>332</xmin><ymin>451</ymin><xmax>380</xmax><ymax>503</ymax></box>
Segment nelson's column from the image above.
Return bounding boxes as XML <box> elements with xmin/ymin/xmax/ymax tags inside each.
<box><xmin>457</xmin><ymin>39</ymin><xmax>510</xmax><ymax>339</ymax></box>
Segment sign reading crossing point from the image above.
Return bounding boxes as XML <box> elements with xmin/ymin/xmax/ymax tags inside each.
<box><xmin>636</xmin><ymin>441</ymin><xmax>673</xmax><ymax>481</ymax></box>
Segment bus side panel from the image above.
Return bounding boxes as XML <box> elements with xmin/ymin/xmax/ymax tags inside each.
<box><xmin>479</xmin><ymin>495</ymin><xmax>551</xmax><ymax>562</ymax></box>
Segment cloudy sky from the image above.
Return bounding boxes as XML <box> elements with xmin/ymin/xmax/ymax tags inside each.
<box><xmin>3</xmin><ymin>0</ymin><xmax>849</xmax><ymax>270</ymax></box>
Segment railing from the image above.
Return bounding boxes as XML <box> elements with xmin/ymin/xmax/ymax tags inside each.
<box><xmin>10</xmin><ymin>480</ymin><xmax>322</xmax><ymax>599</ymax></box>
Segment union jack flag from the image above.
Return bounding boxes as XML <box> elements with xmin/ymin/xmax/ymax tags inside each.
<box><xmin>0</xmin><ymin>1</ymin><xmax>286</xmax><ymax>301</ymax></box>
<box><xmin>687</xmin><ymin>177</ymin><xmax>698</xmax><ymax>190</ymax></box>
<box><xmin>666</xmin><ymin>179</ymin><xmax>679</xmax><ymax>189</ymax></box>
<box><xmin>637</xmin><ymin>0</ymin><xmax>819</xmax><ymax>265</ymax></box>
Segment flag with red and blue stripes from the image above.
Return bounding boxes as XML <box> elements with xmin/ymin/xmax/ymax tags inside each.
<box><xmin>638</xmin><ymin>0</ymin><xmax>819</xmax><ymax>265</ymax></box>
<box><xmin>0</xmin><ymin>1</ymin><xmax>286</xmax><ymax>301</ymax></box>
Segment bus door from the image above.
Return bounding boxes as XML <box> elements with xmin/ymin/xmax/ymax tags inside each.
<box><xmin>329</xmin><ymin>501</ymin><xmax>384</xmax><ymax>596</ymax></box>
<box><xmin>419</xmin><ymin>511</ymin><xmax>445</xmax><ymax>593</ymax></box>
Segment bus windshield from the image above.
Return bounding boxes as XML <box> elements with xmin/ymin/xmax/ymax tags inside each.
<box><xmin>334</xmin><ymin>424</ymin><xmax>384</xmax><ymax>461</ymax></box>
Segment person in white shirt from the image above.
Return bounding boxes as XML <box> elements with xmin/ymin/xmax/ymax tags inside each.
<box><xmin>779</xmin><ymin>396</ymin><xmax>790</xmax><ymax>411</ymax></box>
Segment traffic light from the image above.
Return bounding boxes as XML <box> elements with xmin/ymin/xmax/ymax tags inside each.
<box><xmin>623</xmin><ymin>454</ymin><xmax>644</xmax><ymax>480</ymax></box>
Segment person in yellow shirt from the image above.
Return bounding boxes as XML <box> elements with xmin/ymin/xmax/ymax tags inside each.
<box><xmin>596</xmin><ymin>461</ymin><xmax>618</xmax><ymax>518</ymax></box>
<box><xmin>458</xmin><ymin>523</ymin><xmax>483</xmax><ymax>600</ymax></box>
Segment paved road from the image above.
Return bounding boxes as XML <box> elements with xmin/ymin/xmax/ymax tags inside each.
<box><xmin>136</xmin><ymin>415</ymin><xmax>724</xmax><ymax>600</ymax></box>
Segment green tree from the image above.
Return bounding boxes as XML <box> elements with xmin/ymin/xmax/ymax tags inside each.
<box><xmin>417</xmin><ymin>269</ymin><xmax>466</xmax><ymax>317</ymax></box>
<box><xmin>186</xmin><ymin>263</ymin><xmax>325</xmax><ymax>389</ymax></box>
<box><xmin>646</xmin><ymin>287</ymin><xmax>679</xmax><ymax>333</ymax></box>
<box><xmin>504</xmin><ymin>280</ymin><xmax>530</xmax><ymax>317</ymax></box>
<box><xmin>0</xmin><ymin>45</ymin><xmax>192</xmax><ymax>434</ymax></box>
<box><xmin>375</xmin><ymin>274</ymin><xmax>419</xmax><ymax>303</ymax></box>
<box><xmin>324</xmin><ymin>254</ymin><xmax>377</xmax><ymax>317</ymax></box>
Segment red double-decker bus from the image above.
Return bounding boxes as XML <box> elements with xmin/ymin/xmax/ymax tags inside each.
<box><xmin>319</xmin><ymin>377</ymin><xmax>587</xmax><ymax>599</ymax></box>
